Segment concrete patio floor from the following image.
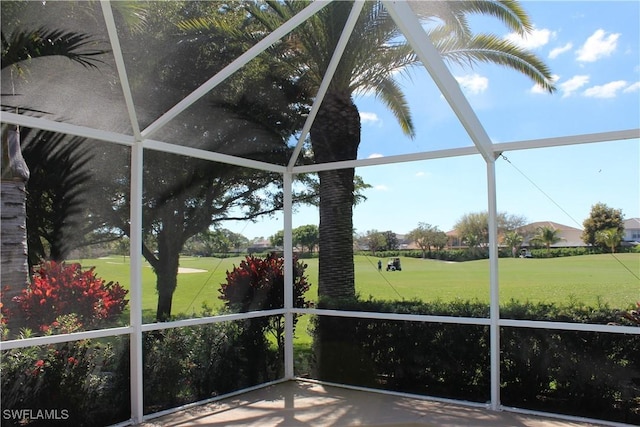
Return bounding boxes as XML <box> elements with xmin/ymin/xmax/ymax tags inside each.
<box><xmin>140</xmin><ymin>380</ymin><xmax>607</xmax><ymax>427</ymax></box>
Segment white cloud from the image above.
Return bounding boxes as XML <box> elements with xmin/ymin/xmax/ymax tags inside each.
<box><xmin>360</xmin><ymin>111</ymin><xmax>381</xmax><ymax>124</ymax></box>
<box><xmin>576</xmin><ymin>29</ymin><xmax>619</xmax><ymax>62</ymax></box>
<box><xmin>531</xmin><ymin>74</ymin><xmax>559</xmax><ymax>94</ymax></box>
<box><xmin>558</xmin><ymin>75</ymin><xmax>589</xmax><ymax>98</ymax></box>
<box><xmin>368</xmin><ymin>153</ymin><xmax>384</xmax><ymax>159</ymax></box>
<box><xmin>623</xmin><ymin>82</ymin><xmax>640</xmax><ymax>93</ymax></box>
<box><xmin>374</xmin><ymin>184</ymin><xmax>389</xmax><ymax>191</ymax></box>
<box><xmin>455</xmin><ymin>74</ymin><xmax>488</xmax><ymax>95</ymax></box>
<box><xmin>583</xmin><ymin>80</ymin><xmax>627</xmax><ymax>98</ymax></box>
<box><xmin>549</xmin><ymin>42</ymin><xmax>573</xmax><ymax>59</ymax></box>
<box><xmin>505</xmin><ymin>27</ymin><xmax>554</xmax><ymax>49</ymax></box>
<box><xmin>415</xmin><ymin>171</ymin><xmax>432</xmax><ymax>178</ymax></box>
<box><xmin>530</xmin><ymin>85</ymin><xmax>546</xmax><ymax>95</ymax></box>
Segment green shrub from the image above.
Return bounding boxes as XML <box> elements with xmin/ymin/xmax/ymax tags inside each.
<box><xmin>186</xmin><ymin>320</ymin><xmax>246</xmax><ymax>399</ymax></box>
<box><xmin>142</xmin><ymin>315</ymin><xmax>282</xmax><ymax>414</ymax></box>
<box><xmin>143</xmin><ymin>328</ymin><xmax>194</xmax><ymax>412</ymax></box>
<box><xmin>0</xmin><ymin>262</ymin><xmax>130</xmax><ymax>426</ymax></box>
<box><xmin>218</xmin><ymin>253</ymin><xmax>311</xmax><ymax>382</ymax></box>
<box><xmin>0</xmin><ymin>316</ymin><xmax>128</xmax><ymax>426</ymax></box>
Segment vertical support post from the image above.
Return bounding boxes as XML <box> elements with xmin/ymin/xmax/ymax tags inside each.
<box><xmin>129</xmin><ymin>142</ymin><xmax>144</xmax><ymax>423</ymax></box>
<box><xmin>487</xmin><ymin>158</ymin><xmax>500</xmax><ymax>410</ymax></box>
<box><xmin>283</xmin><ymin>172</ymin><xmax>294</xmax><ymax>379</ymax></box>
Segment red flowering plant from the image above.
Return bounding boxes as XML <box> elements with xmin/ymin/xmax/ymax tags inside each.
<box><xmin>11</xmin><ymin>261</ymin><xmax>128</xmax><ymax>333</ymax></box>
<box><xmin>1</xmin><ymin>263</ymin><xmax>127</xmax><ymax>423</ymax></box>
<box><xmin>219</xmin><ymin>253</ymin><xmax>310</xmax><ymax>313</ymax></box>
<box><xmin>219</xmin><ymin>253</ymin><xmax>311</xmax><ymax>362</ymax></box>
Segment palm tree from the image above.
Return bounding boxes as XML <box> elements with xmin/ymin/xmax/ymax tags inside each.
<box><xmin>247</xmin><ymin>0</ymin><xmax>555</xmax><ymax>303</ymax></box>
<box><xmin>596</xmin><ymin>228</ymin><xmax>623</xmax><ymax>253</ymax></box>
<box><xmin>503</xmin><ymin>231</ymin><xmax>524</xmax><ymax>257</ymax></box>
<box><xmin>1</xmin><ymin>26</ymin><xmax>108</xmax><ymax>332</ymax></box>
<box><xmin>531</xmin><ymin>226</ymin><xmax>563</xmax><ymax>255</ymax></box>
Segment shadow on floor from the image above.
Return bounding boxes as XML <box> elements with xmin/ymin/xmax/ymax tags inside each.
<box><xmin>139</xmin><ymin>380</ymin><xmax>605</xmax><ymax>427</ymax></box>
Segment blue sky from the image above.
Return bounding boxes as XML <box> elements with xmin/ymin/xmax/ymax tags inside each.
<box><xmin>226</xmin><ymin>1</ymin><xmax>639</xmax><ymax>240</ymax></box>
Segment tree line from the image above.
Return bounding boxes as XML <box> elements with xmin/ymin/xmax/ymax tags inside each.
<box><xmin>360</xmin><ymin>202</ymin><xmax>627</xmax><ymax>258</ymax></box>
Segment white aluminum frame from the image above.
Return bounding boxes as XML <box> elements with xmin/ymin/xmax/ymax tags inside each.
<box><xmin>1</xmin><ymin>1</ymin><xmax>639</xmax><ymax>426</ymax></box>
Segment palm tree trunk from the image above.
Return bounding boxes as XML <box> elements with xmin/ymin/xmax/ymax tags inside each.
<box><xmin>1</xmin><ymin>181</ymin><xmax>30</xmax><ymax>283</ymax></box>
<box><xmin>317</xmin><ymin>168</ymin><xmax>356</xmax><ymax>300</ymax></box>
<box><xmin>310</xmin><ymin>91</ymin><xmax>366</xmax><ymax>382</ymax></box>
<box><xmin>310</xmin><ymin>90</ymin><xmax>361</xmax><ymax>304</ymax></box>
<box><xmin>1</xmin><ymin>127</ymin><xmax>30</xmax><ymax>333</ymax></box>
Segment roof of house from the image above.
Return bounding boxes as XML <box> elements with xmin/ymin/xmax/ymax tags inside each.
<box><xmin>429</xmin><ymin>219</ymin><xmax>640</xmax><ymax>248</ymax></box>
<box><xmin>517</xmin><ymin>221</ymin><xmax>585</xmax><ymax>247</ymax></box>
<box><xmin>624</xmin><ymin>218</ymin><xmax>640</xmax><ymax>229</ymax></box>
<box><xmin>519</xmin><ymin>221</ymin><xmax>582</xmax><ymax>232</ymax></box>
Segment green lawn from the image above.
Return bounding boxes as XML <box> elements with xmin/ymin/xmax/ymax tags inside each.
<box><xmin>72</xmin><ymin>253</ymin><xmax>638</xmax><ymax>350</ymax></box>
<box><xmin>77</xmin><ymin>253</ymin><xmax>639</xmax><ymax>318</ymax></box>
<box><xmin>354</xmin><ymin>254</ymin><xmax>639</xmax><ymax>307</ymax></box>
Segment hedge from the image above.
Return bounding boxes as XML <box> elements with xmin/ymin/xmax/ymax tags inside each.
<box><xmin>359</xmin><ymin>245</ymin><xmax>637</xmax><ymax>261</ymax></box>
<box><xmin>312</xmin><ymin>298</ymin><xmax>640</xmax><ymax>424</ymax></box>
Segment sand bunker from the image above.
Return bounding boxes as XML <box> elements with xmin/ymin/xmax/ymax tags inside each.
<box><xmin>178</xmin><ymin>267</ymin><xmax>207</xmax><ymax>274</ymax></box>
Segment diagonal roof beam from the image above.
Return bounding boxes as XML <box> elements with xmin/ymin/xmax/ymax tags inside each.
<box><xmin>383</xmin><ymin>0</ymin><xmax>495</xmax><ymax>163</ymax></box>
<box><xmin>494</xmin><ymin>128</ymin><xmax>640</xmax><ymax>152</ymax></box>
<box><xmin>287</xmin><ymin>0</ymin><xmax>366</xmax><ymax>170</ymax></box>
<box><xmin>141</xmin><ymin>0</ymin><xmax>331</xmax><ymax>140</ymax></box>
<box><xmin>0</xmin><ymin>111</ymin><xmax>136</xmax><ymax>146</ymax></box>
<box><xmin>143</xmin><ymin>139</ymin><xmax>286</xmax><ymax>173</ymax></box>
<box><xmin>101</xmin><ymin>1</ymin><xmax>142</xmax><ymax>140</ymax></box>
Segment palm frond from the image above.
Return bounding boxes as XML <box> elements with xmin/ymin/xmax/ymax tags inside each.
<box><xmin>359</xmin><ymin>1</ymin><xmax>398</xmax><ymax>38</ymax></box>
<box><xmin>1</xmin><ymin>27</ymin><xmax>109</xmax><ymax>70</ymax></box>
<box><xmin>246</xmin><ymin>1</ymin><xmax>330</xmax><ymax>86</ymax></box>
<box><xmin>412</xmin><ymin>0</ymin><xmax>532</xmax><ymax>36</ymax></box>
<box><xmin>437</xmin><ymin>33</ymin><xmax>556</xmax><ymax>93</ymax></box>
<box><xmin>349</xmin><ymin>42</ymin><xmax>417</xmax><ymax>96</ymax></box>
<box><xmin>111</xmin><ymin>1</ymin><xmax>149</xmax><ymax>35</ymax></box>
<box><xmin>176</xmin><ymin>15</ymin><xmax>246</xmax><ymax>40</ymax></box>
<box><xmin>22</xmin><ymin>129</ymin><xmax>95</xmax><ymax>262</ymax></box>
<box><xmin>374</xmin><ymin>77</ymin><xmax>415</xmax><ymax>138</ymax></box>
<box><xmin>454</xmin><ymin>0</ymin><xmax>532</xmax><ymax>34</ymax></box>
<box><xmin>338</xmin><ymin>2</ymin><xmax>413</xmax><ymax>90</ymax></box>
<box><xmin>409</xmin><ymin>1</ymin><xmax>472</xmax><ymax>40</ymax></box>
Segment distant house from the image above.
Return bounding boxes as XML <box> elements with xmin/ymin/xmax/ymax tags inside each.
<box><xmin>623</xmin><ymin>218</ymin><xmax>640</xmax><ymax>243</ymax></box>
<box><xmin>395</xmin><ymin>234</ymin><xmax>418</xmax><ymax>250</ymax></box>
<box><xmin>517</xmin><ymin>221</ymin><xmax>586</xmax><ymax>248</ymax></box>
<box><xmin>445</xmin><ymin>221</ymin><xmax>587</xmax><ymax>249</ymax></box>
<box><xmin>446</xmin><ymin>230</ymin><xmax>465</xmax><ymax>249</ymax></box>
<box><xmin>247</xmin><ymin>238</ymin><xmax>275</xmax><ymax>254</ymax></box>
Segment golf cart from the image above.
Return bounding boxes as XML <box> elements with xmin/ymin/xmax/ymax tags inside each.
<box><xmin>386</xmin><ymin>257</ymin><xmax>402</xmax><ymax>271</ymax></box>
<box><xmin>519</xmin><ymin>248</ymin><xmax>533</xmax><ymax>258</ymax></box>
